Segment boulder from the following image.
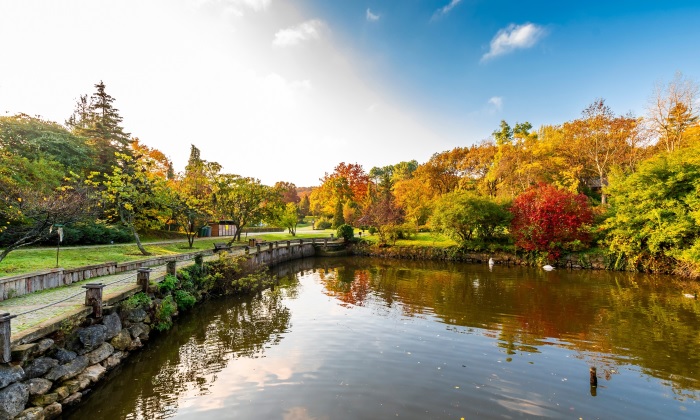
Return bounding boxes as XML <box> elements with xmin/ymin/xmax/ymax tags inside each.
<box><xmin>60</xmin><ymin>380</ymin><xmax>80</xmax><ymax>395</ymax></box>
<box><xmin>26</xmin><ymin>379</ymin><xmax>52</xmax><ymax>396</ymax></box>
<box><xmin>24</xmin><ymin>358</ymin><xmax>58</xmax><ymax>380</ymax></box>
<box><xmin>35</xmin><ymin>339</ymin><xmax>54</xmax><ymax>356</ymax></box>
<box><xmin>102</xmin><ymin>355</ymin><xmax>121</xmax><ymax>370</ymax></box>
<box><xmin>127</xmin><ymin>337</ymin><xmax>142</xmax><ymax>351</ymax></box>
<box><xmin>30</xmin><ymin>393</ymin><xmax>57</xmax><ymax>407</ymax></box>
<box><xmin>42</xmin><ymin>402</ymin><xmax>61</xmax><ymax>420</ymax></box>
<box><xmin>61</xmin><ymin>392</ymin><xmax>81</xmax><ymax>406</ymax></box>
<box><xmin>111</xmin><ymin>329</ymin><xmax>132</xmax><ymax>351</ymax></box>
<box><xmin>86</xmin><ymin>343</ymin><xmax>114</xmax><ymax>365</ymax></box>
<box><xmin>78</xmin><ymin>325</ymin><xmax>107</xmax><ymax>351</ymax></box>
<box><xmin>126</xmin><ymin>308</ymin><xmax>147</xmax><ymax>323</ymax></box>
<box><xmin>128</xmin><ymin>323</ymin><xmax>150</xmax><ymax>340</ymax></box>
<box><xmin>0</xmin><ymin>364</ymin><xmax>25</xmax><ymax>389</ymax></box>
<box><xmin>52</xmin><ymin>349</ymin><xmax>76</xmax><ymax>364</ymax></box>
<box><xmin>11</xmin><ymin>344</ymin><xmax>37</xmax><ymax>363</ymax></box>
<box><xmin>0</xmin><ymin>382</ymin><xmax>29</xmax><ymax>419</ymax></box>
<box><xmin>44</xmin><ymin>356</ymin><xmax>88</xmax><ymax>382</ymax></box>
<box><xmin>77</xmin><ymin>364</ymin><xmax>105</xmax><ymax>385</ymax></box>
<box><xmin>102</xmin><ymin>313</ymin><xmax>122</xmax><ymax>340</ymax></box>
<box><xmin>15</xmin><ymin>407</ymin><xmax>44</xmax><ymax>420</ymax></box>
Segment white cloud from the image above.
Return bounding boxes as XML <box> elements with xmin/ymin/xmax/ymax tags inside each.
<box><xmin>273</xmin><ymin>19</ymin><xmax>325</xmax><ymax>47</ymax></box>
<box><xmin>481</xmin><ymin>23</ymin><xmax>546</xmax><ymax>62</ymax></box>
<box><xmin>488</xmin><ymin>96</ymin><xmax>503</xmax><ymax>111</ymax></box>
<box><xmin>366</xmin><ymin>8</ymin><xmax>380</xmax><ymax>22</ymax></box>
<box><xmin>432</xmin><ymin>0</ymin><xmax>462</xmax><ymax>20</ymax></box>
<box><xmin>194</xmin><ymin>0</ymin><xmax>271</xmax><ymax>16</ymax></box>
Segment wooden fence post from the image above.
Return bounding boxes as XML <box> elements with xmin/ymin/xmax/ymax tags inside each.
<box><xmin>0</xmin><ymin>313</ymin><xmax>16</xmax><ymax>363</ymax></box>
<box><xmin>166</xmin><ymin>261</ymin><xmax>177</xmax><ymax>276</ymax></box>
<box><xmin>82</xmin><ymin>283</ymin><xmax>105</xmax><ymax>318</ymax></box>
<box><xmin>137</xmin><ymin>268</ymin><xmax>152</xmax><ymax>293</ymax></box>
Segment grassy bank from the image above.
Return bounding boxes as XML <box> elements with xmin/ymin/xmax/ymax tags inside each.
<box><xmin>0</xmin><ymin>228</ymin><xmax>336</xmax><ymax>278</ymax></box>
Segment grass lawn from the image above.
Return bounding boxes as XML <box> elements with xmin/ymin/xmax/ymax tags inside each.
<box><xmin>0</xmin><ymin>229</ymin><xmax>335</xmax><ymax>278</ymax></box>
<box><xmin>357</xmin><ymin>232</ymin><xmax>458</xmax><ymax>248</ymax></box>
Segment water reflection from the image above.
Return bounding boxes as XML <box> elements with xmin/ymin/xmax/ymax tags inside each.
<box><xmin>67</xmin><ymin>257</ymin><xmax>700</xmax><ymax>419</ymax></box>
<box><xmin>306</xmin><ymin>257</ymin><xmax>700</xmax><ymax>396</ymax></box>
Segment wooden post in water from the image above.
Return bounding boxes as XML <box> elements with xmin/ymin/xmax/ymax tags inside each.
<box><xmin>0</xmin><ymin>313</ymin><xmax>16</xmax><ymax>363</ymax></box>
<box><xmin>137</xmin><ymin>268</ymin><xmax>152</xmax><ymax>293</ymax></box>
<box><xmin>82</xmin><ymin>283</ymin><xmax>105</xmax><ymax>318</ymax></box>
<box><xmin>166</xmin><ymin>261</ymin><xmax>177</xmax><ymax>276</ymax></box>
<box><xmin>590</xmin><ymin>366</ymin><xmax>598</xmax><ymax>396</ymax></box>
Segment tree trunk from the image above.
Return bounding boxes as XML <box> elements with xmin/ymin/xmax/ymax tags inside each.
<box><xmin>131</xmin><ymin>225</ymin><xmax>150</xmax><ymax>256</ymax></box>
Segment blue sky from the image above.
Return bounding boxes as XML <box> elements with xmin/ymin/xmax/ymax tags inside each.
<box><xmin>1</xmin><ymin>1</ymin><xmax>699</xmax><ymax>186</ymax></box>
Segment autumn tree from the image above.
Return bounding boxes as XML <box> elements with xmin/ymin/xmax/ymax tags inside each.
<box><xmin>169</xmin><ymin>145</ymin><xmax>220</xmax><ymax>247</ymax></box>
<box><xmin>358</xmin><ymin>195</ymin><xmax>404</xmax><ymax>245</ymax></box>
<box><xmin>510</xmin><ymin>183</ymin><xmax>594</xmax><ymax>260</ymax></box>
<box><xmin>647</xmin><ymin>72</ymin><xmax>699</xmax><ymax>152</ymax></box>
<box><xmin>312</xmin><ymin>162</ymin><xmax>370</xmax><ymax>216</ymax></box>
<box><xmin>561</xmin><ymin>99</ymin><xmax>641</xmax><ymax>204</ymax></box>
<box><xmin>95</xmin><ymin>152</ymin><xmax>169</xmax><ymax>255</ymax></box>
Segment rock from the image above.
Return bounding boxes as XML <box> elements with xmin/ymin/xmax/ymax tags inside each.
<box><xmin>24</xmin><ymin>357</ymin><xmax>58</xmax><ymax>380</ymax></box>
<box><xmin>15</xmin><ymin>406</ymin><xmax>44</xmax><ymax>420</ymax></box>
<box><xmin>35</xmin><ymin>339</ymin><xmax>54</xmax><ymax>356</ymax></box>
<box><xmin>144</xmin><ymin>315</ymin><xmax>151</xmax><ymax>324</ymax></box>
<box><xmin>102</xmin><ymin>355</ymin><xmax>121</xmax><ymax>370</ymax></box>
<box><xmin>55</xmin><ymin>386</ymin><xmax>69</xmax><ymax>401</ymax></box>
<box><xmin>60</xmin><ymin>380</ymin><xmax>80</xmax><ymax>395</ymax></box>
<box><xmin>30</xmin><ymin>392</ymin><xmax>57</xmax><ymax>407</ymax></box>
<box><xmin>86</xmin><ymin>343</ymin><xmax>114</xmax><ymax>365</ymax></box>
<box><xmin>52</xmin><ymin>349</ymin><xmax>76</xmax><ymax>364</ymax></box>
<box><xmin>126</xmin><ymin>308</ymin><xmax>147</xmax><ymax>323</ymax></box>
<box><xmin>0</xmin><ymin>382</ymin><xmax>29</xmax><ymax>419</ymax></box>
<box><xmin>42</xmin><ymin>402</ymin><xmax>61</xmax><ymax>420</ymax></box>
<box><xmin>77</xmin><ymin>376</ymin><xmax>90</xmax><ymax>391</ymax></box>
<box><xmin>0</xmin><ymin>364</ymin><xmax>25</xmax><ymax>389</ymax></box>
<box><xmin>102</xmin><ymin>313</ymin><xmax>122</xmax><ymax>340</ymax></box>
<box><xmin>44</xmin><ymin>356</ymin><xmax>88</xmax><ymax>382</ymax></box>
<box><xmin>127</xmin><ymin>337</ymin><xmax>142</xmax><ymax>351</ymax></box>
<box><xmin>26</xmin><ymin>379</ymin><xmax>52</xmax><ymax>396</ymax></box>
<box><xmin>78</xmin><ymin>325</ymin><xmax>107</xmax><ymax>351</ymax></box>
<box><xmin>11</xmin><ymin>344</ymin><xmax>37</xmax><ymax>363</ymax></box>
<box><xmin>111</xmin><ymin>329</ymin><xmax>133</xmax><ymax>351</ymax></box>
<box><xmin>77</xmin><ymin>364</ymin><xmax>105</xmax><ymax>385</ymax></box>
<box><xmin>128</xmin><ymin>323</ymin><xmax>150</xmax><ymax>340</ymax></box>
<box><xmin>61</xmin><ymin>392</ymin><xmax>81</xmax><ymax>406</ymax></box>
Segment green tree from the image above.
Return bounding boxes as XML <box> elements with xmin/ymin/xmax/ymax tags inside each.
<box><xmin>603</xmin><ymin>143</ymin><xmax>700</xmax><ymax>275</ymax></box>
<box><xmin>67</xmin><ymin>81</ymin><xmax>131</xmax><ymax>174</ymax></box>
<box><xmin>430</xmin><ymin>191</ymin><xmax>511</xmax><ymax>244</ymax></box>
<box><xmin>95</xmin><ymin>153</ymin><xmax>168</xmax><ymax>255</ymax></box>
<box><xmin>213</xmin><ymin>175</ymin><xmax>274</xmax><ymax>242</ymax></box>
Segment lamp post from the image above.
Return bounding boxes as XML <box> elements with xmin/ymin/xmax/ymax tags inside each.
<box><xmin>52</xmin><ymin>224</ymin><xmax>64</xmax><ymax>268</ymax></box>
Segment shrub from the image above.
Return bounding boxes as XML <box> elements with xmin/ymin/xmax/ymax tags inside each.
<box><xmin>174</xmin><ymin>290</ymin><xmax>196</xmax><ymax>310</ymax></box>
<box><xmin>511</xmin><ymin>183</ymin><xmax>593</xmax><ymax>260</ymax></box>
<box><xmin>154</xmin><ymin>295</ymin><xmax>177</xmax><ymax>331</ymax></box>
<box><xmin>336</xmin><ymin>224</ymin><xmax>354</xmax><ymax>242</ymax></box>
<box><xmin>316</xmin><ymin>219</ymin><xmax>332</xmax><ymax>230</ymax></box>
<box><xmin>158</xmin><ymin>274</ymin><xmax>178</xmax><ymax>294</ymax></box>
<box><xmin>123</xmin><ymin>292</ymin><xmax>151</xmax><ymax>310</ymax></box>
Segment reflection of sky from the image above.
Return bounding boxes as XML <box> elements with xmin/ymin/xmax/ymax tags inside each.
<box><xmin>78</xmin><ymin>262</ymin><xmax>700</xmax><ymax>420</ymax></box>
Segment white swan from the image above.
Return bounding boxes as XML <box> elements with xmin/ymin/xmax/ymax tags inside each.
<box><xmin>542</xmin><ymin>265</ymin><xmax>555</xmax><ymax>271</ymax></box>
<box><xmin>683</xmin><ymin>292</ymin><xmax>697</xmax><ymax>299</ymax></box>
<box><xmin>488</xmin><ymin>258</ymin><xmax>495</xmax><ymax>266</ymax></box>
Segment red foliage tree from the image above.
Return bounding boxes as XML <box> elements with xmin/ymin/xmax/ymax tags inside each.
<box><xmin>510</xmin><ymin>183</ymin><xmax>593</xmax><ymax>260</ymax></box>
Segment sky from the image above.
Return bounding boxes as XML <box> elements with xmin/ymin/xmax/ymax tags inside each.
<box><xmin>1</xmin><ymin>0</ymin><xmax>699</xmax><ymax>187</ymax></box>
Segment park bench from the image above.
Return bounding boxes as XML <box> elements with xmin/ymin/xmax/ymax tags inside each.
<box><xmin>213</xmin><ymin>242</ymin><xmax>232</xmax><ymax>252</ymax></box>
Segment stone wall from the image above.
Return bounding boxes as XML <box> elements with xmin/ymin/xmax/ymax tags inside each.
<box><xmin>0</xmin><ymin>243</ymin><xmax>315</xmax><ymax>419</ymax></box>
<box><xmin>0</xmin><ymin>250</ymin><xmax>213</xmax><ymax>302</ymax></box>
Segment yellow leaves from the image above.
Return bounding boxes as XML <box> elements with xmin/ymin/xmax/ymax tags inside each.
<box><xmin>16</xmin><ymin>197</ymin><xmax>22</xmax><ymax>203</ymax></box>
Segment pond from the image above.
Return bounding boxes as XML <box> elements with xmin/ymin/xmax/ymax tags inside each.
<box><xmin>65</xmin><ymin>257</ymin><xmax>700</xmax><ymax>419</ymax></box>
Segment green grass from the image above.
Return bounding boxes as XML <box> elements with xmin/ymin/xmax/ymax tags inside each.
<box><xmin>357</xmin><ymin>232</ymin><xmax>458</xmax><ymax>248</ymax></box>
<box><xmin>0</xmin><ymin>230</ymin><xmax>335</xmax><ymax>278</ymax></box>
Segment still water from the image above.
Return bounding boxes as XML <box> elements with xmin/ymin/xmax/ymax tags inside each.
<box><xmin>66</xmin><ymin>257</ymin><xmax>700</xmax><ymax>419</ymax></box>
